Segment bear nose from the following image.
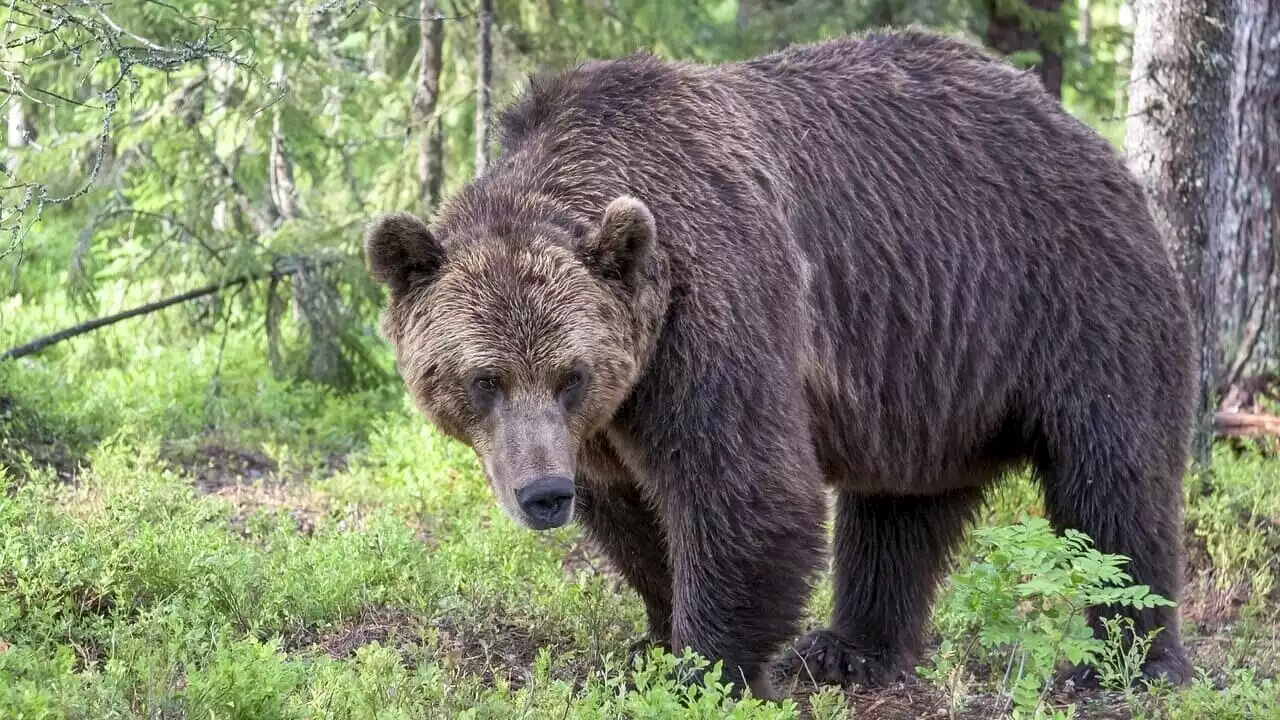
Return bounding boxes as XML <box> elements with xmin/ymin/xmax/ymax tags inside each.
<box><xmin>516</xmin><ymin>475</ymin><xmax>575</xmax><ymax>530</ymax></box>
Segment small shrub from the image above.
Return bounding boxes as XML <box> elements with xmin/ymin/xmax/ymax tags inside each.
<box><xmin>923</xmin><ymin>517</ymin><xmax>1174</xmax><ymax>719</ymax></box>
<box><xmin>1133</xmin><ymin>667</ymin><xmax>1279</xmax><ymax>720</ymax></box>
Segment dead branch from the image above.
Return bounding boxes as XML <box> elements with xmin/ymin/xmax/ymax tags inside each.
<box><xmin>1</xmin><ymin>265</ymin><xmax>299</xmax><ymax>362</ymax></box>
<box><xmin>1214</xmin><ymin>411</ymin><xmax>1280</xmax><ymax>439</ymax></box>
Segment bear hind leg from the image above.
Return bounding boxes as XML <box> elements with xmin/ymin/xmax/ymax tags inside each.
<box><xmin>1035</xmin><ymin>425</ymin><xmax>1193</xmax><ymax>688</ymax></box>
<box><xmin>781</xmin><ymin>487</ymin><xmax>985</xmax><ymax>688</ymax></box>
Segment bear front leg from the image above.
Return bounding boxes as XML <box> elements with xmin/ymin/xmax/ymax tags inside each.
<box><xmin>572</xmin><ymin>470</ymin><xmax>674</xmax><ymax>655</ymax></box>
<box><xmin>652</xmin><ymin>442</ymin><xmax>828</xmax><ymax>701</ymax></box>
<box><xmin>783</xmin><ymin>488</ymin><xmax>985</xmax><ymax>688</ymax></box>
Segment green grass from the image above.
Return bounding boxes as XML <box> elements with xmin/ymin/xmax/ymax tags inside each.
<box><xmin>1</xmin><ymin>279</ymin><xmax>1277</xmax><ymax>719</ymax></box>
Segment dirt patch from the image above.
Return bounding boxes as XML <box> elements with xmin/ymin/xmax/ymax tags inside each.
<box><xmin>781</xmin><ymin>677</ymin><xmax>956</xmax><ymax>719</ymax></box>
<box><xmin>160</xmin><ymin>439</ymin><xmax>354</xmax><ymax>536</ymax></box>
<box><xmin>285</xmin><ymin>608</ymin><xmax>584</xmax><ymax>689</ymax></box>
<box><xmin>212</xmin><ymin>480</ymin><xmax>335</xmax><ymax>538</ymax></box>
<box><xmin>287</xmin><ymin>605</ymin><xmax>427</xmax><ymax>659</ymax></box>
<box><xmin>162</xmin><ymin>438</ymin><xmax>349</xmax><ymax>490</ymax></box>
<box><xmin>166</xmin><ymin>442</ymin><xmax>279</xmax><ymax>493</ymax></box>
<box><xmin>1181</xmin><ymin>575</ymin><xmax>1254</xmax><ymax>635</ymax></box>
<box><xmin>433</xmin><ymin>614</ymin><xmax>572</xmax><ymax>690</ymax></box>
<box><xmin>774</xmin><ymin>674</ymin><xmax>1134</xmax><ymax>719</ymax></box>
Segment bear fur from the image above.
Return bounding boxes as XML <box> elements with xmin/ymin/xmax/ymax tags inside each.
<box><xmin>364</xmin><ymin>28</ymin><xmax>1195</xmax><ymax>700</ymax></box>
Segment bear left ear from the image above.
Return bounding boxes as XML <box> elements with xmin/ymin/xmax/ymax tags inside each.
<box><xmin>364</xmin><ymin>211</ymin><xmax>447</xmax><ymax>296</ymax></box>
<box><xmin>577</xmin><ymin>195</ymin><xmax>655</xmax><ymax>286</ymax></box>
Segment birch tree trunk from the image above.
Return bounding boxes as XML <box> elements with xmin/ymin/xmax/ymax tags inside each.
<box><xmin>414</xmin><ymin>0</ymin><xmax>446</xmax><ymax>210</ymax></box>
<box><xmin>268</xmin><ymin>3</ymin><xmax>300</xmax><ymax>223</ymax></box>
<box><xmin>5</xmin><ymin>46</ymin><xmax>34</xmax><ymax>174</ymax></box>
<box><xmin>474</xmin><ymin>0</ymin><xmax>494</xmax><ymax>175</ymax></box>
<box><xmin>1125</xmin><ymin>0</ymin><xmax>1236</xmax><ymax>470</ymax></box>
<box><xmin>1215</xmin><ymin>0</ymin><xmax>1280</xmax><ymax>392</ymax></box>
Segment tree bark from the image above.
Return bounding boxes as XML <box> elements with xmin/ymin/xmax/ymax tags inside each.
<box><xmin>1214</xmin><ymin>0</ymin><xmax>1280</xmax><ymax>390</ymax></box>
<box><xmin>414</xmin><ymin>0</ymin><xmax>446</xmax><ymax>210</ymax></box>
<box><xmin>982</xmin><ymin>0</ymin><xmax>1067</xmax><ymax>98</ymax></box>
<box><xmin>1125</xmin><ymin>0</ymin><xmax>1236</xmax><ymax>470</ymax></box>
<box><xmin>474</xmin><ymin>0</ymin><xmax>494</xmax><ymax>175</ymax></box>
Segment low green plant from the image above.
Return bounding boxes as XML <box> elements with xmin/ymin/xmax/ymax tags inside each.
<box><xmin>805</xmin><ymin>685</ymin><xmax>853</xmax><ymax>720</ymax></box>
<box><xmin>1132</xmin><ymin>667</ymin><xmax>1280</xmax><ymax>720</ymax></box>
<box><xmin>1094</xmin><ymin>615</ymin><xmax>1159</xmax><ymax>699</ymax></box>
<box><xmin>922</xmin><ymin>517</ymin><xmax>1175</xmax><ymax>719</ymax></box>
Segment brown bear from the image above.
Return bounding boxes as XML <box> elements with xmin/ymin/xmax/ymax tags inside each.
<box><xmin>364</xmin><ymin>28</ymin><xmax>1195</xmax><ymax>701</ymax></box>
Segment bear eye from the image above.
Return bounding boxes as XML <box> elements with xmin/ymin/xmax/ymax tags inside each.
<box><xmin>559</xmin><ymin>365</ymin><xmax>589</xmax><ymax>408</ymax></box>
<box><xmin>467</xmin><ymin>373</ymin><xmax>502</xmax><ymax>414</ymax></box>
<box><xmin>562</xmin><ymin>369</ymin><xmax>584</xmax><ymax>391</ymax></box>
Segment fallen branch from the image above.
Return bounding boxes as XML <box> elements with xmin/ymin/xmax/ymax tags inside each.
<box><xmin>2</xmin><ymin>267</ymin><xmax>296</xmax><ymax>362</ymax></box>
<box><xmin>1214</xmin><ymin>411</ymin><xmax>1280</xmax><ymax>439</ymax></box>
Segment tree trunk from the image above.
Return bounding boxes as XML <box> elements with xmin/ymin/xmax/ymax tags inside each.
<box><xmin>474</xmin><ymin>0</ymin><xmax>494</xmax><ymax>175</ymax></box>
<box><xmin>1215</xmin><ymin>0</ymin><xmax>1280</xmax><ymax>392</ymax></box>
<box><xmin>1125</xmin><ymin>0</ymin><xmax>1236</xmax><ymax>470</ymax></box>
<box><xmin>414</xmin><ymin>0</ymin><xmax>446</xmax><ymax>210</ymax></box>
<box><xmin>6</xmin><ymin>100</ymin><xmax>31</xmax><ymax>149</ymax></box>
<box><xmin>982</xmin><ymin>0</ymin><xmax>1067</xmax><ymax>98</ymax></box>
<box><xmin>5</xmin><ymin>45</ymin><xmax>35</xmax><ymax>175</ymax></box>
<box><xmin>1078</xmin><ymin>0</ymin><xmax>1092</xmax><ymax>67</ymax></box>
<box><xmin>268</xmin><ymin>3</ymin><xmax>300</xmax><ymax>223</ymax></box>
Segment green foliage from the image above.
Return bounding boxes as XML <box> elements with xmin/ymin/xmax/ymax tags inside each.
<box><xmin>1184</xmin><ymin>446</ymin><xmax>1280</xmax><ymax>599</ymax></box>
<box><xmin>1134</xmin><ymin>668</ymin><xmax>1280</xmax><ymax>720</ymax></box>
<box><xmin>923</xmin><ymin>517</ymin><xmax>1175</xmax><ymax>718</ymax></box>
<box><xmin>2</xmin><ymin>0</ymin><xmax>1139</xmax><ymax>388</ymax></box>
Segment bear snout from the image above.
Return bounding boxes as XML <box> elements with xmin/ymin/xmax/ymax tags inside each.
<box><xmin>515</xmin><ymin>474</ymin><xmax>576</xmax><ymax>530</ymax></box>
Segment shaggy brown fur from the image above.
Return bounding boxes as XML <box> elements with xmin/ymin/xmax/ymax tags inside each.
<box><xmin>365</xmin><ymin>28</ymin><xmax>1195</xmax><ymax>700</ymax></box>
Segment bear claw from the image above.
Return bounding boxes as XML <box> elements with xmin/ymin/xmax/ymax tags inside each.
<box><xmin>779</xmin><ymin>629</ymin><xmax>906</xmax><ymax>688</ymax></box>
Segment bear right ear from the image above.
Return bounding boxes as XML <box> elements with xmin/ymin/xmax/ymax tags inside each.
<box><xmin>364</xmin><ymin>211</ymin><xmax>446</xmax><ymax>296</ymax></box>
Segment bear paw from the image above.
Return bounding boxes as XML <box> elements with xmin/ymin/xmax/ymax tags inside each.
<box><xmin>778</xmin><ymin>629</ymin><xmax>906</xmax><ymax>688</ymax></box>
<box><xmin>625</xmin><ymin>632</ymin><xmax>672</xmax><ymax>665</ymax></box>
<box><xmin>1140</xmin><ymin>649</ymin><xmax>1195</xmax><ymax>687</ymax></box>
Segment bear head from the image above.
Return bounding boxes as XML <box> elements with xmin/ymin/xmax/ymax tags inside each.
<box><xmin>364</xmin><ymin>195</ymin><xmax>665</xmax><ymax>531</ymax></box>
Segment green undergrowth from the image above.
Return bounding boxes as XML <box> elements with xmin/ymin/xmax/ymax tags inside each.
<box><xmin>1</xmin><ymin>286</ymin><xmax>1278</xmax><ymax>718</ymax></box>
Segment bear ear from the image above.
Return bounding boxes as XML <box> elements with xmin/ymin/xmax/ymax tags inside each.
<box><xmin>578</xmin><ymin>195</ymin><xmax>655</xmax><ymax>285</ymax></box>
<box><xmin>364</xmin><ymin>211</ymin><xmax>446</xmax><ymax>296</ymax></box>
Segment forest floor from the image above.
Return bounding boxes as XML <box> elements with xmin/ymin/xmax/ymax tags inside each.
<box><xmin>1</xmin><ymin>313</ymin><xmax>1278</xmax><ymax>718</ymax></box>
